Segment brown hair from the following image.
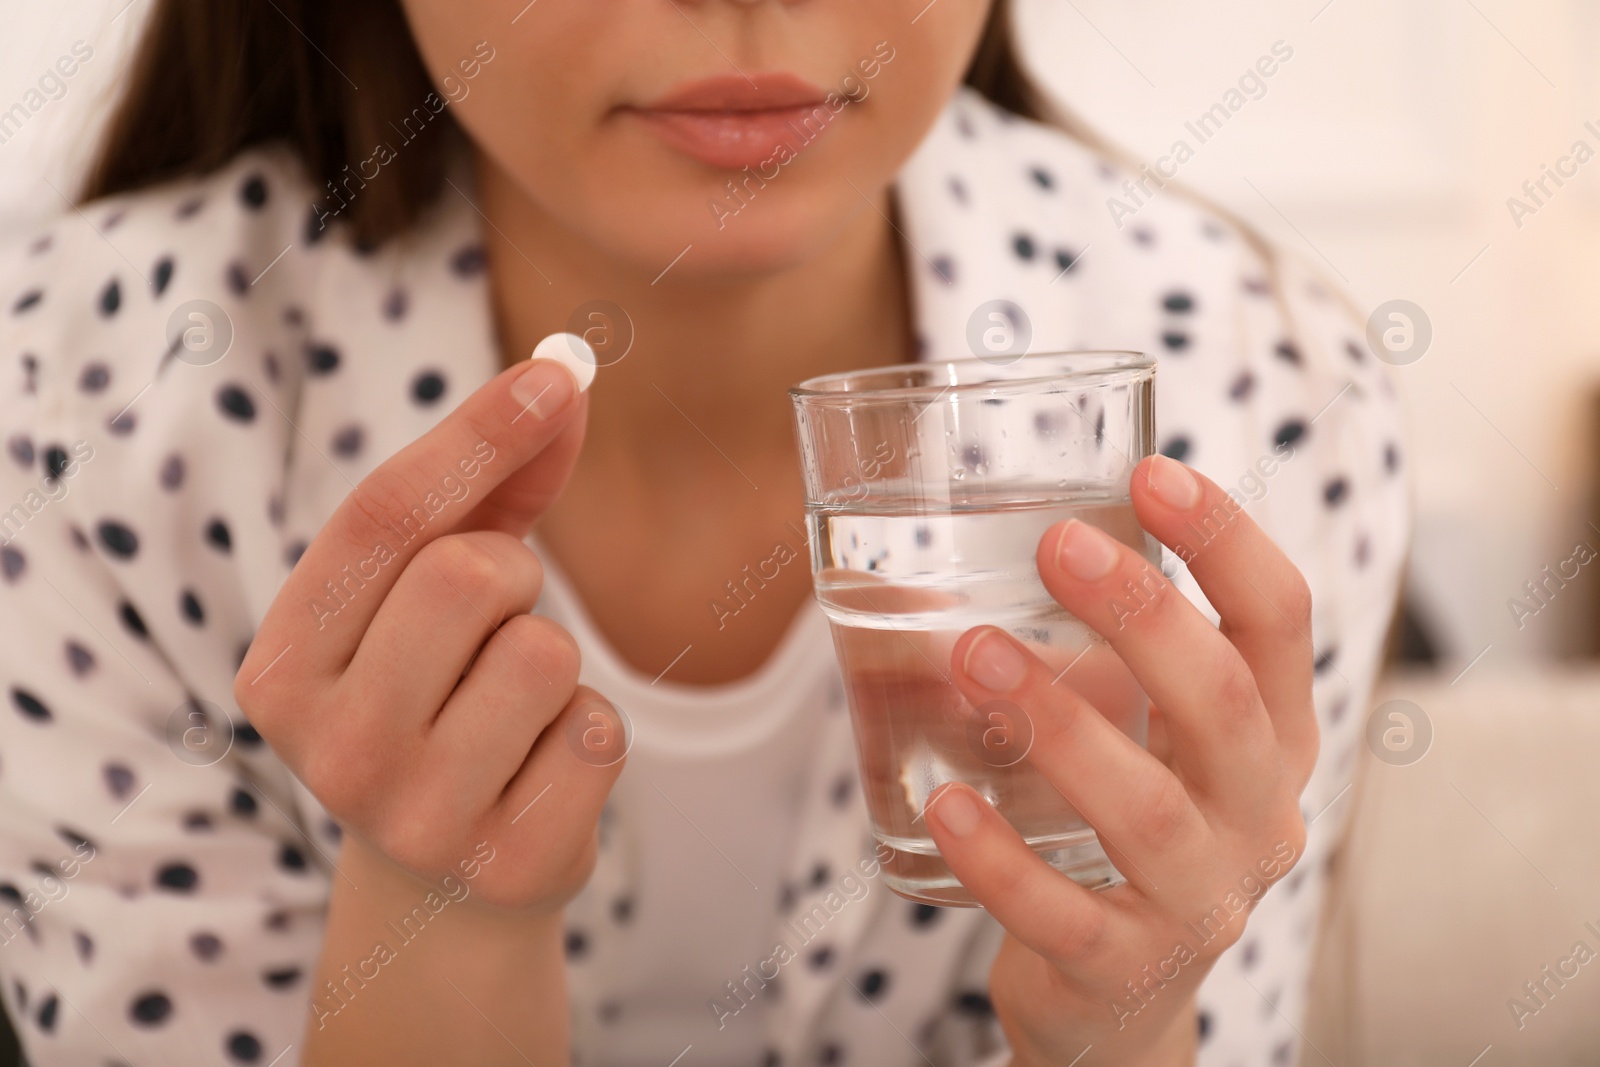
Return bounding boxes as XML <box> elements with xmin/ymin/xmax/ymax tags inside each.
<box><xmin>82</xmin><ymin>0</ymin><xmax>445</xmax><ymax>249</ymax></box>
<box><xmin>83</xmin><ymin>0</ymin><xmax>1086</xmax><ymax>249</ymax></box>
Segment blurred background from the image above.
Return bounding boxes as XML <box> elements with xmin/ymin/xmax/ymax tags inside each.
<box><xmin>2</xmin><ymin>0</ymin><xmax>1596</xmax><ymax>1064</ymax></box>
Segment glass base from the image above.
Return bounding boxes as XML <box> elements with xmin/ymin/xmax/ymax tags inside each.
<box><xmin>878</xmin><ymin>826</ymin><xmax>1126</xmax><ymax>907</ymax></box>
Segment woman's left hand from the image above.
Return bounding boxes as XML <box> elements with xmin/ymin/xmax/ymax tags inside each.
<box><xmin>926</xmin><ymin>454</ymin><xmax>1318</xmax><ymax>1066</ymax></box>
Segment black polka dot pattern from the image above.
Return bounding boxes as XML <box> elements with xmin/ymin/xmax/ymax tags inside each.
<box><xmin>853</xmin><ymin>969</ymin><xmax>888</xmax><ymax>1000</ymax></box>
<box><xmin>65</xmin><ymin>640</ymin><xmax>96</xmax><ymax>676</ymax></box>
<box><xmin>954</xmin><ymin>990</ymin><xmax>994</xmax><ymax>1016</ymax></box>
<box><xmin>450</xmin><ymin>244</ymin><xmax>486</xmax><ymax>277</ymax></box>
<box><xmin>263</xmin><ymin>966</ymin><xmax>300</xmax><ymax>990</ymax></box>
<box><xmin>305</xmin><ymin>343</ymin><xmax>340</xmax><ymax>375</ymax></box>
<box><xmin>129</xmin><ymin>991</ymin><xmax>173</xmax><ymax>1026</ymax></box>
<box><xmin>6</xmin><ymin>434</ymin><xmax>33</xmax><ymax>467</ymax></box>
<box><xmin>103</xmin><ymin>763</ymin><xmax>135</xmax><ymax>797</ymax></box>
<box><xmin>216</xmin><ymin>385</ymin><xmax>256</xmax><ymax>422</ymax></box>
<box><xmin>160</xmin><ymin>454</ymin><xmax>185</xmax><ymax>490</ymax></box>
<box><xmin>330</xmin><ymin>424</ymin><xmax>364</xmax><ymax>459</ymax></box>
<box><xmin>565</xmin><ymin>929</ymin><xmax>589</xmax><ymax>960</ymax></box>
<box><xmin>1275</xmin><ymin>419</ymin><xmax>1307</xmax><ymax>450</ymax></box>
<box><xmin>42</xmin><ymin>444</ymin><xmax>70</xmax><ymax>481</ymax></box>
<box><xmin>96</xmin><ymin>520</ymin><xmax>139</xmax><ymax>559</ymax></box>
<box><xmin>205</xmin><ymin>518</ymin><xmax>232</xmax><ymax>552</ymax></box>
<box><xmin>829</xmin><ymin>773</ymin><xmax>853</xmax><ymax>808</ymax></box>
<box><xmin>56</xmin><ymin>826</ymin><xmax>95</xmax><ymax>852</ymax></box>
<box><xmin>152</xmin><ymin>255</ymin><xmax>175</xmax><ymax>294</ymax></box>
<box><xmin>382</xmin><ymin>288</ymin><xmax>408</xmax><ymax>321</ymax></box>
<box><xmin>240</xmin><ymin>175</ymin><xmax>268</xmax><ymax>209</ymax></box>
<box><xmin>155</xmin><ymin>863</ymin><xmax>199</xmax><ymax>892</ymax></box>
<box><xmin>36</xmin><ymin>993</ymin><xmax>58</xmax><ymax>1033</ymax></box>
<box><xmin>118</xmin><ymin>600</ymin><xmax>149</xmax><ymax>639</ymax></box>
<box><xmin>230</xmin><ymin>788</ymin><xmax>257</xmax><ymax>818</ymax></box>
<box><xmin>191</xmin><ymin>932</ymin><xmax>224</xmax><ymax>961</ymax></box>
<box><xmin>1</xmin><ymin>546</ymin><xmax>23</xmax><ymax>582</ymax></box>
<box><xmin>11</xmin><ymin>688</ymin><xmax>52</xmax><ymax>723</ymax></box>
<box><xmin>79</xmin><ymin>362</ymin><xmax>111</xmax><ymax>393</ymax></box>
<box><xmin>411</xmin><ymin>370</ymin><xmax>446</xmax><ymax>405</ymax></box>
<box><xmin>228</xmin><ymin>1030</ymin><xmax>263</xmax><ymax>1062</ymax></box>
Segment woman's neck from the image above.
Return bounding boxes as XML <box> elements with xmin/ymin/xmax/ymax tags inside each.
<box><xmin>472</xmin><ymin>149</ymin><xmax>914</xmax><ymax>464</ymax></box>
<box><xmin>468</xmin><ymin>146</ymin><xmax>915</xmax><ymax>683</ymax></box>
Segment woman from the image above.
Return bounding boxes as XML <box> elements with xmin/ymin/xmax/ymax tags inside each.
<box><xmin>0</xmin><ymin>0</ymin><xmax>1407</xmax><ymax>1064</ymax></box>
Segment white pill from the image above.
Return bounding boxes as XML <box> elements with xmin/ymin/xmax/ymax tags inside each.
<box><xmin>529</xmin><ymin>332</ymin><xmax>597</xmax><ymax>392</ymax></box>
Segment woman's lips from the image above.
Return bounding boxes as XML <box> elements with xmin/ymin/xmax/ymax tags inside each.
<box><xmin>633</xmin><ymin>107</ymin><xmax>833</xmax><ymax>169</ymax></box>
<box><xmin>626</xmin><ymin>73</ymin><xmax>836</xmax><ymax>170</ymax></box>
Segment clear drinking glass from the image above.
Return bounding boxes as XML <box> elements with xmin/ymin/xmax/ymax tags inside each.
<box><xmin>790</xmin><ymin>351</ymin><xmax>1158</xmax><ymax>907</ymax></box>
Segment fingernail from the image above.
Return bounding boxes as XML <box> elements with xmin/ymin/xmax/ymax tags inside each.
<box><xmin>963</xmin><ymin>629</ymin><xmax>1028</xmax><ymax>692</ymax></box>
<box><xmin>513</xmin><ymin>359</ymin><xmax>577</xmax><ymax>420</ymax></box>
<box><xmin>1055</xmin><ymin>519</ymin><xmax>1119</xmax><ymax>582</ymax></box>
<box><xmin>932</xmin><ymin>785</ymin><xmax>983</xmax><ymax>837</ymax></box>
<box><xmin>1146</xmin><ymin>455</ymin><xmax>1201</xmax><ymax>511</ymax></box>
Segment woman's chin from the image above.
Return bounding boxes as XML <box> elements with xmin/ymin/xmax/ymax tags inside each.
<box><xmin>588</xmin><ymin>186</ymin><xmax>881</xmax><ymax>285</ymax></box>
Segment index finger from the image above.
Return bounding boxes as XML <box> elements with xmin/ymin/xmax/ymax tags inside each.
<box><xmin>1034</xmin><ymin>454</ymin><xmax>1317</xmax><ymax>806</ymax></box>
<box><xmin>243</xmin><ymin>357</ymin><xmax>584</xmax><ymax>682</ymax></box>
<box><xmin>1128</xmin><ymin>455</ymin><xmax>1318</xmax><ymax>784</ymax></box>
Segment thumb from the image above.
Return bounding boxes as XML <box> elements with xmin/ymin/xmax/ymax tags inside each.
<box><xmin>465</xmin><ymin>372</ymin><xmax>588</xmax><ymax>537</ymax></box>
<box><xmin>462</xmin><ymin>332</ymin><xmax>599</xmax><ymax>535</ymax></box>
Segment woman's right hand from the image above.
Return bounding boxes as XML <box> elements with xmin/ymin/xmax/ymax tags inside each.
<box><xmin>234</xmin><ymin>355</ymin><xmax>622</xmax><ymax>915</ymax></box>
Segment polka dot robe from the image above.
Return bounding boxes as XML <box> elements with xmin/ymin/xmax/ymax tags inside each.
<box><xmin>0</xmin><ymin>88</ymin><xmax>1408</xmax><ymax>1066</ymax></box>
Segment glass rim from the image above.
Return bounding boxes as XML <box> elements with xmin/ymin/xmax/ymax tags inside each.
<box><xmin>789</xmin><ymin>349</ymin><xmax>1154</xmax><ymax>403</ymax></box>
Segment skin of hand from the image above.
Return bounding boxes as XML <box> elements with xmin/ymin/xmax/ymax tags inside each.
<box><xmin>925</xmin><ymin>454</ymin><xmax>1317</xmax><ymax>1066</ymax></box>
<box><xmin>234</xmin><ymin>356</ymin><xmax>626</xmax><ymax>918</ymax></box>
